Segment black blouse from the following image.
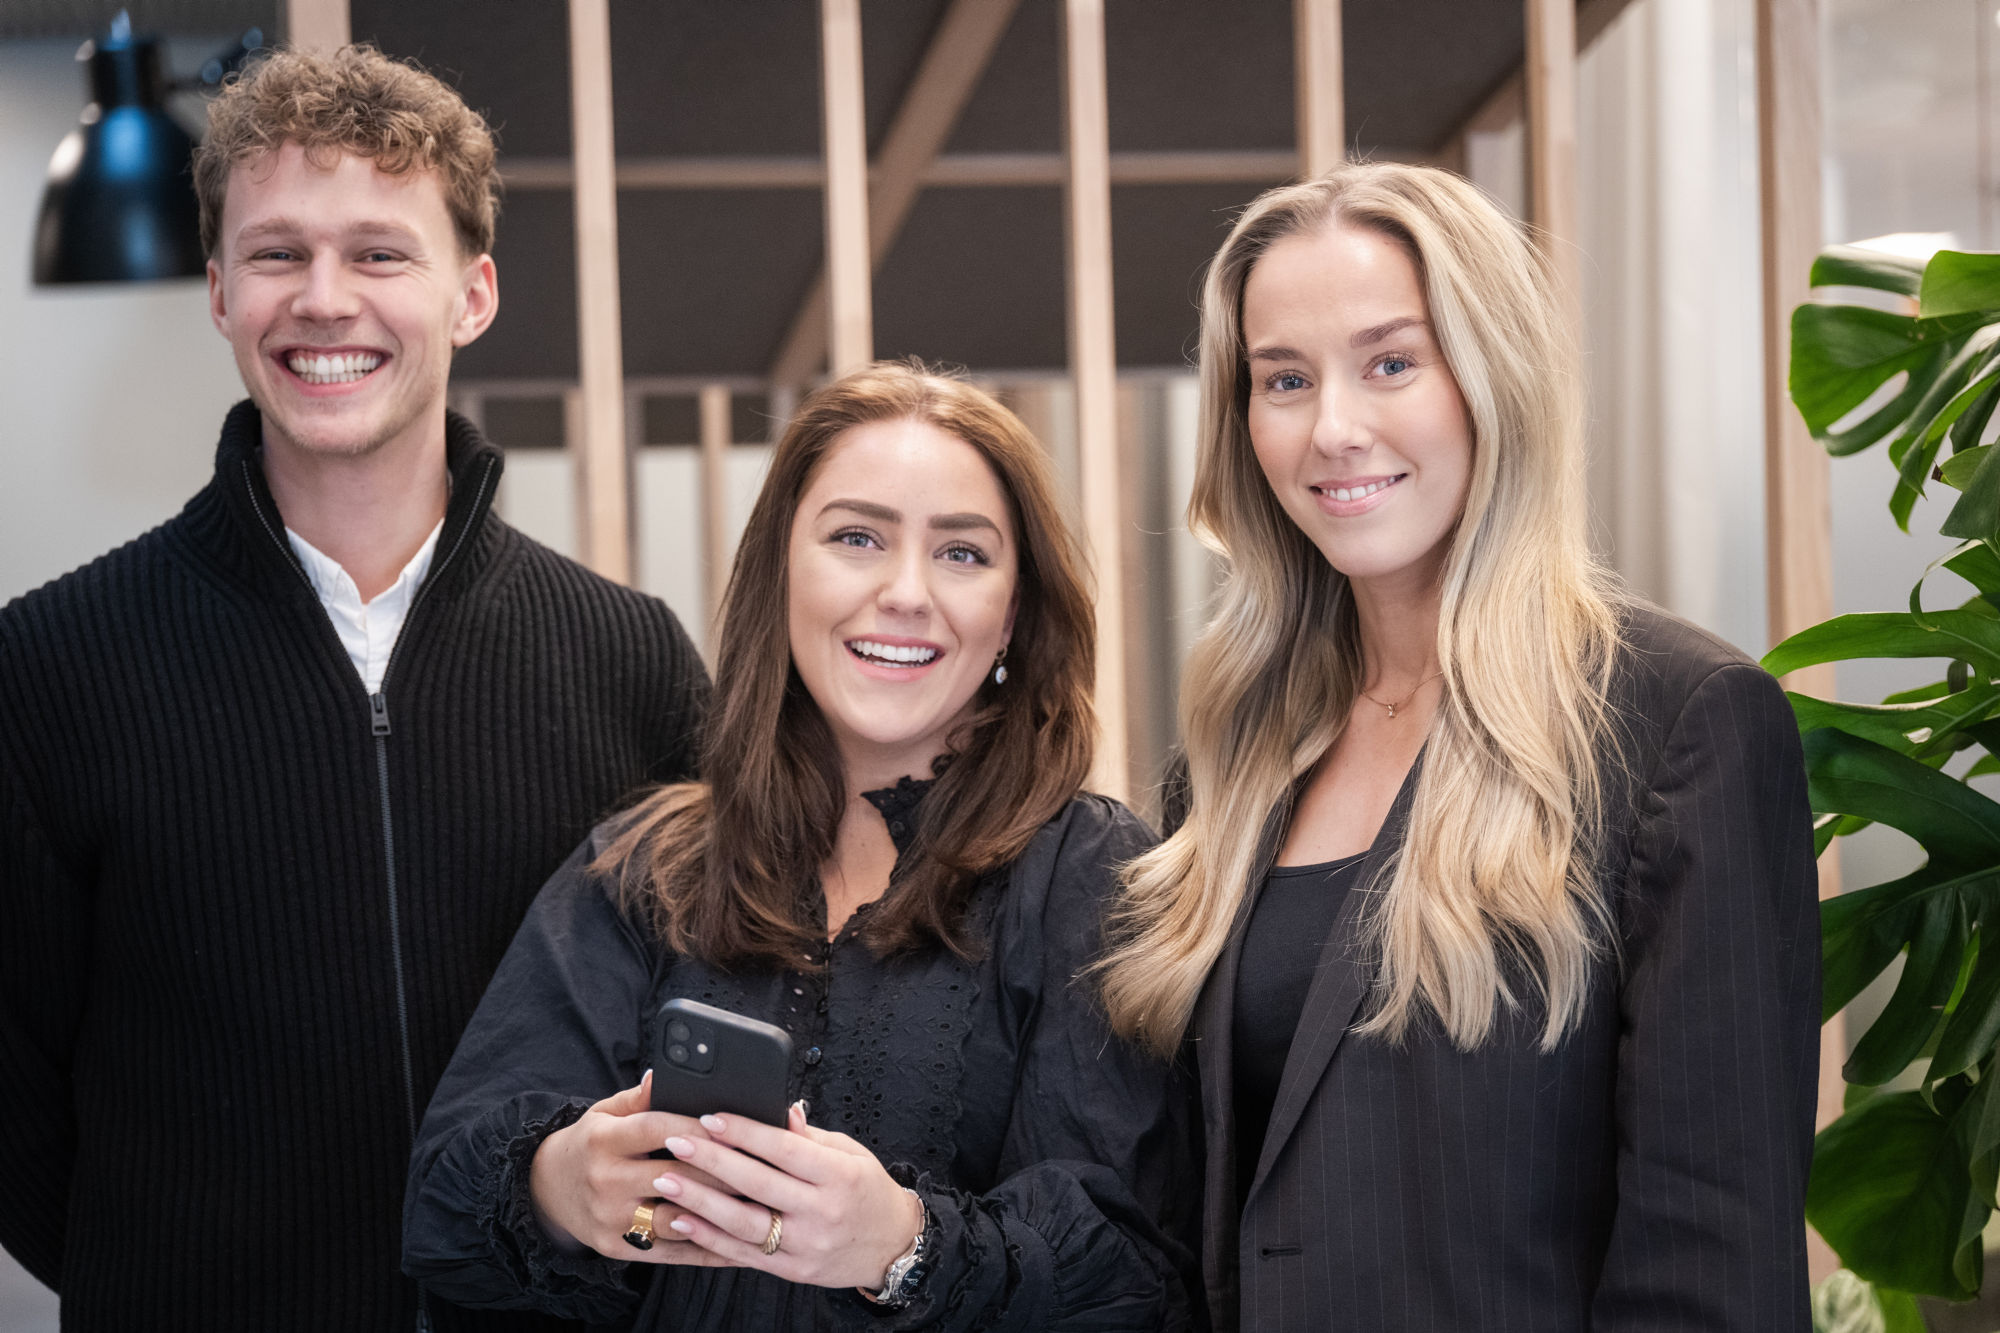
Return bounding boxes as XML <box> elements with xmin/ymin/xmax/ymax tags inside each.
<box><xmin>402</xmin><ymin>785</ymin><xmax>1201</xmax><ymax>1332</ymax></box>
<box><xmin>1229</xmin><ymin>852</ymin><xmax>1365</xmax><ymax>1208</ymax></box>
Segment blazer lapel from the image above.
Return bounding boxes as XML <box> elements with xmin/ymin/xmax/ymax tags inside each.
<box><xmin>1243</xmin><ymin>751</ymin><xmax>1425</xmax><ymax>1208</ymax></box>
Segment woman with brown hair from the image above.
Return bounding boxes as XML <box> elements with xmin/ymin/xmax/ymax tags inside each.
<box><xmin>402</xmin><ymin>362</ymin><xmax>1199</xmax><ymax>1331</ymax></box>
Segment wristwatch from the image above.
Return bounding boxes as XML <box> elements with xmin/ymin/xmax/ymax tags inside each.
<box><xmin>860</xmin><ymin>1187</ymin><xmax>932</xmax><ymax>1311</ymax></box>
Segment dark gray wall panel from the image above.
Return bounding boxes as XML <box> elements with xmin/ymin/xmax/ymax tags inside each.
<box><xmin>615</xmin><ymin>188</ymin><xmax>825</xmax><ymax>377</ymax></box>
<box><xmin>873</xmin><ymin>185</ymin><xmax>1066</xmax><ymax>371</ymax></box>
<box><xmin>454</xmin><ymin>188</ymin><xmax>577</xmax><ymax>381</ymax></box>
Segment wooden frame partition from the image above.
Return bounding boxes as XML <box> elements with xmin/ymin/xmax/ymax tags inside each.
<box><xmin>284</xmin><ymin>0</ymin><xmax>349</xmax><ymax>52</ymax></box>
<box><xmin>1061</xmin><ymin>0</ymin><xmax>1130</xmax><ymax>803</ymax></box>
<box><xmin>771</xmin><ymin>0</ymin><xmax>1022</xmax><ymax>390</ymax></box>
<box><xmin>1525</xmin><ymin>0</ymin><xmax>1581</xmax><ymax>314</ymax></box>
<box><xmin>1293</xmin><ymin>0</ymin><xmax>1344</xmax><ymax>176</ymax></box>
<box><xmin>819</xmin><ymin>0</ymin><xmax>875</xmax><ymax>378</ymax></box>
<box><xmin>567</xmin><ymin>0</ymin><xmax>633</xmax><ymax>584</ymax></box>
<box><xmin>1755</xmin><ymin>0</ymin><xmax>1843</xmax><ymax>1270</ymax></box>
<box><xmin>699</xmin><ymin>385</ymin><xmax>733</xmax><ymax>632</ymax></box>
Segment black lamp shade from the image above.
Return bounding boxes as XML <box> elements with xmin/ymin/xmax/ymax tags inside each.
<box><xmin>32</xmin><ymin>30</ymin><xmax>205</xmax><ymax>285</ymax></box>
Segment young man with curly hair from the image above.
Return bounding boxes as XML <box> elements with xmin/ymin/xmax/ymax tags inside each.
<box><xmin>0</xmin><ymin>45</ymin><xmax>707</xmax><ymax>1332</ymax></box>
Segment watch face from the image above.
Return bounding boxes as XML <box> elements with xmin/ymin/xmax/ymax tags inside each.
<box><xmin>875</xmin><ymin>1234</ymin><xmax>930</xmax><ymax>1308</ymax></box>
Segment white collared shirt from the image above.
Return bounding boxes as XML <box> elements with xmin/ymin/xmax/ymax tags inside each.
<box><xmin>285</xmin><ymin>520</ymin><xmax>444</xmax><ymax>694</ymax></box>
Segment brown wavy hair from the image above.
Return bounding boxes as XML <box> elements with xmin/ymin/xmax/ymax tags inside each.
<box><xmin>596</xmin><ymin>361</ymin><xmax>1098</xmax><ymax>966</ymax></box>
<box><xmin>193</xmin><ymin>44</ymin><xmax>499</xmax><ymax>257</ymax></box>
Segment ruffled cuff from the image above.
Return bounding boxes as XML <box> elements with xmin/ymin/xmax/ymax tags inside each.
<box><xmin>822</xmin><ymin>1159</ymin><xmax>1191</xmax><ymax>1333</ymax></box>
<box><xmin>823</xmin><ymin>1164</ymin><xmax>1054</xmax><ymax>1333</ymax></box>
<box><xmin>481</xmin><ymin>1099</ymin><xmax>641</xmax><ymax>1322</ymax></box>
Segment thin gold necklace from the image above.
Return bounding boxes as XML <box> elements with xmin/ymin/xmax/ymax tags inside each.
<box><xmin>1359</xmin><ymin>669</ymin><xmax>1443</xmax><ymax>719</ymax></box>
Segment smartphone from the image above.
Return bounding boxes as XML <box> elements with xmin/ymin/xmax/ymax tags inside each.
<box><xmin>650</xmin><ymin>997</ymin><xmax>794</xmax><ymax>1128</ymax></box>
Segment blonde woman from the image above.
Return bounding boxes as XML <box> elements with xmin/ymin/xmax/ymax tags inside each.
<box><xmin>1099</xmin><ymin>163</ymin><xmax>1820</xmax><ymax>1330</ymax></box>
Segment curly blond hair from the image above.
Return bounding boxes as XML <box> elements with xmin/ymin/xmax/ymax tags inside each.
<box><xmin>193</xmin><ymin>44</ymin><xmax>498</xmax><ymax>257</ymax></box>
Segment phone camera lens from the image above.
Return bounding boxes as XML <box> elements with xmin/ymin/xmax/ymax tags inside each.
<box><xmin>667</xmin><ymin>1043</ymin><xmax>689</xmax><ymax>1064</ymax></box>
<box><xmin>667</xmin><ymin>1020</ymin><xmax>692</xmax><ymax>1043</ymax></box>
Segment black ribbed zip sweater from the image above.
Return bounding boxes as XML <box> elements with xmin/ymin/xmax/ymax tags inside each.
<box><xmin>236</xmin><ymin>446</ymin><xmax>500</xmax><ymax>1333</ymax></box>
<box><xmin>0</xmin><ymin>401</ymin><xmax>707</xmax><ymax>1332</ymax></box>
<box><xmin>236</xmin><ymin>445</ymin><xmax>502</xmax><ymax>1153</ymax></box>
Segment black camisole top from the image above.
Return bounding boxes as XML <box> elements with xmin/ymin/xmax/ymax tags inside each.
<box><xmin>1231</xmin><ymin>850</ymin><xmax>1368</xmax><ymax>1209</ymax></box>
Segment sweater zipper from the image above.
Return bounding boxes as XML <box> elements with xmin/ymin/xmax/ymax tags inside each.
<box><xmin>242</xmin><ymin>457</ymin><xmax>497</xmax><ymax>1333</ymax></box>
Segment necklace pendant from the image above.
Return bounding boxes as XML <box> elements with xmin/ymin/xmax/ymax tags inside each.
<box><xmin>1385</xmin><ymin>703</ymin><xmax>1397</xmax><ymax>718</ymax></box>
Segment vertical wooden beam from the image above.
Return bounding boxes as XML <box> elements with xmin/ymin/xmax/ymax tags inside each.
<box><xmin>699</xmin><ymin>384</ymin><xmax>733</xmax><ymax>632</ymax></box>
<box><xmin>567</xmin><ymin>0</ymin><xmax>631</xmax><ymax>583</ymax></box>
<box><xmin>767</xmin><ymin>384</ymin><xmax>801</xmax><ymax>444</ymax></box>
<box><xmin>820</xmin><ymin>0</ymin><xmax>874</xmax><ymax>378</ymax></box>
<box><xmin>1062</xmin><ymin>0</ymin><xmax>1129</xmax><ymax>802</ymax></box>
<box><xmin>285</xmin><ymin>0</ymin><xmax>349</xmax><ymax>53</ymax></box>
<box><xmin>1118</xmin><ymin>380</ymin><xmax>1163</xmax><ymax>820</ymax></box>
<box><xmin>1757</xmin><ymin>0</ymin><xmax>1840</xmax><ymax>1281</ymax></box>
<box><xmin>1525</xmin><ymin>0</ymin><xmax>1581</xmax><ymax>308</ymax></box>
<box><xmin>562</xmin><ymin>386</ymin><xmax>587</xmax><ymax>556</ymax></box>
<box><xmin>770</xmin><ymin>0</ymin><xmax>1022</xmax><ymax>390</ymax></box>
<box><xmin>1293</xmin><ymin>0</ymin><xmax>1344</xmax><ymax>177</ymax></box>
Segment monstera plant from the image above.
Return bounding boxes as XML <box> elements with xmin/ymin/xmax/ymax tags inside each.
<box><xmin>1768</xmin><ymin>243</ymin><xmax>2000</xmax><ymax>1327</ymax></box>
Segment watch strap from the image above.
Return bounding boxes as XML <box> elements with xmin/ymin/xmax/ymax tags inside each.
<box><xmin>860</xmin><ymin>1187</ymin><xmax>932</xmax><ymax>1310</ymax></box>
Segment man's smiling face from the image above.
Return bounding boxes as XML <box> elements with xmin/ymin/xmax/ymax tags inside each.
<box><xmin>207</xmin><ymin>141</ymin><xmax>497</xmax><ymax>460</ymax></box>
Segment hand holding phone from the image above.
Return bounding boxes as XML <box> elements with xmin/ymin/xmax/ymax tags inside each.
<box><xmin>526</xmin><ymin>1072</ymin><xmax>737</xmax><ymax>1265</ymax></box>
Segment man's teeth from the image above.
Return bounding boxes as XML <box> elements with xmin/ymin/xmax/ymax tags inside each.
<box><xmin>849</xmin><ymin>640</ymin><xmax>939</xmax><ymax>666</ymax></box>
<box><xmin>1326</xmin><ymin>477</ymin><xmax>1398</xmax><ymax>502</ymax></box>
<box><xmin>286</xmin><ymin>352</ymin><xmax>382</xmax><ymax>384</ymax></box>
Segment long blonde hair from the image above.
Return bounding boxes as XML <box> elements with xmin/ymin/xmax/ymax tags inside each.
<box><xmin>1100</xmin><ymin>163</ymin><xmax>1624</xmax><ymax>1056</ymax></box>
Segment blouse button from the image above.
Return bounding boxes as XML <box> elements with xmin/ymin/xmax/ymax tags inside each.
<box><xmin>889</xmin><ymin>820</ymin><xmax>906</xmax><ymax>836</ymax></box>
<box><xmin>805</xmin><ymin>1046</ymin><xmax>823</xmax><ymax>1066</ymax></box>
<box><xmin>816</xmin><ymin>998</ymin><xmax>829</xmax><ymax>1014</ymax></box>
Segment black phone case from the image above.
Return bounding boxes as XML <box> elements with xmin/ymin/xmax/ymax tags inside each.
<box><xmin>650</xmin><ymin>997</ymin><xmax>794</xmax><ymax>1127</ymax></box>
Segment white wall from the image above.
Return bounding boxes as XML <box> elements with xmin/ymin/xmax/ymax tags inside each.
<box><xmin>494</xmin><ymin>440</ymin><xmax>774</xmax><ymax>662</ymax></box>
<box><xmin>1573</xmin><ymin>0</ymin><xmax>1770</xmax><ymax>657</ymax></box>
<box><xmin>0</xmin><ymin>39</ymin><xmax>245</xmax><ymax>607</ymax></box>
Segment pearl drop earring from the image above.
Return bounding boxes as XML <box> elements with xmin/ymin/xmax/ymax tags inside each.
<box><xmin>992</xmin><ymin>647</ymin><xmax>1008</xmax><ymax>686</ymax></box>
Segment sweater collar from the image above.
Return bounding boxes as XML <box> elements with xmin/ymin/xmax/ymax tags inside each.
<box><xmin>209</xmin><ymin>398</ymin><xmax>506</xmax><ymax>596</ymax></box>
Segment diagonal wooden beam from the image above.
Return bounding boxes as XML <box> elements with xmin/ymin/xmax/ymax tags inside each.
<box><xmin>771</xmin><ymin>0</ymin><xmax>1023</xmax><ymax>389</ymax></box>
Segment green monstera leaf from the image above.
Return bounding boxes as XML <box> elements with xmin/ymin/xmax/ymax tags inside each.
<box><xmin>1783</xmin><ymin>243</ymin><xmax>2000</xmax><ymax>1307</ymax></box>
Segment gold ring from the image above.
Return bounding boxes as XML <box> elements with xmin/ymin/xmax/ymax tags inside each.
<box><xmin>623</xmin><ymin>1200</ymin><xmax>658</xmax><ymax>1251</ymax></box>
<box><xmin>760</xmin><ymin>1208</ymin><xmax>783</xmax><ymax>1256</ymax></box>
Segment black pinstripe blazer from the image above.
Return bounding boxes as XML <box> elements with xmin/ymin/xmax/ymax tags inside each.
<box><xmin>1192</xmin><ymin>604</ymin><xmax>1821</xmax><ymax>1332</ymax></box>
